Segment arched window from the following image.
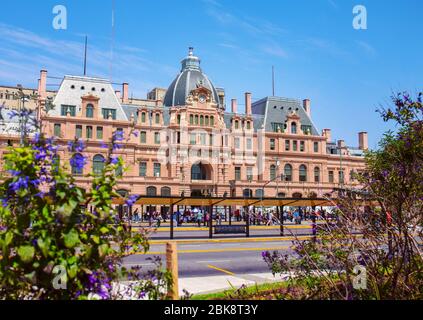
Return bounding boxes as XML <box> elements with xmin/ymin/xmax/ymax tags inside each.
<box><xmin>189</xmin><ymin>114</ymin><xmax>193</xmax><ymax>124</ymax></box>
<box><xmin>270</xmin><ymin>164</ymin><xmax>276</xmax><ymax>181</ymax></box>
<box><xmin>194</xmin><ymin>115</ymin><xmax>199</xmax><ymax>125</ymax></box>
<box><xmin>86</xmin><ymin>104</ymin><xmax>94</xmax><ymax>118</ymax></box>
<box><xmin>205</xmin><ymin>116</ymin><xmax>209</xmax><ymax>125</ymax></box>
<box><xmin>255</xmin><ymin>189</ymin><xmax>264</xmax><ymax>198</ymax></box>
<box><xmin>200</xmin><ymin>115</ymin><xmax>204</xmax><ymax>125</ymax></box>
<box><xmin>177</xmin><ymin>114</ymin><xmax>181</xmax><ymax>124</ymax></box>
<box><xmin>93</xmin><ymin>154</ymin><xmax>105</xmax><ymax>175</ymax></box>
<box><xmin>191</xmin><ymin>163</ymin><xmax>209</xmax><ymax>180</ymax></box>
<box><xmin>292</xmin><ymin>192</ymin><xmax>303</xmax><ymax>198</ymax></box>
<box><xmin>291</xmin><ymin>122</ymin><xmax>297</xmax><ymax>134</ymax></box>
<box><xmin>277</xmin><ymin>192</ymin><xmax>286</xmax><ymax>198</ymax></box>
<box><xmin>284</xmin><ymin>164</ymin><xmax>292</xmax><ymax>181</ymax></box>
<box><xmin>314</xmin><ymin>167</ymin><xmax>320</xmax><ymax>183</ymax></box>
<box><xmin>210</xmin><ymin>116</ymin><xmax>214</xmax><ymax>126</ymax></box>
<box><xmin>243</xmin><ymin>189</ymin><xmax>253</xmax><ymax>198</ymax></box>
<box><xmin>155</xmin><ymin>113</ymin><xmax>160</xmax><ymax>124</ymax></box>
<box><xmin>299</xmin><ymin>164</ymin><xmax>307</xmax><ymax>182</ymax></box>
<box><xmin>161</xmin><ymin>187</ymin><xmax>171</xmax><ymax>197</ymax></box>
<box><xmin>235</xmin><ymin>120</ymin><xmax>239</xmax><ymax>129</ymax></box>
<box><xmin>147</xmin><ymin>186</ymin><xmax>157</xmax><ymax>196</ymax></box>
<box><xmin>70</xmin><ymin>153</ymin><xmax>84</xmax><ymax>175</ymax></box>
<box><xmin>141</xmin><ymin>112</ymin><xmax>146</xmax><ymax>123</ymax></box>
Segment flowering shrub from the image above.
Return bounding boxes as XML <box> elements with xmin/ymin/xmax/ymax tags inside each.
<box><xmin>263</xmin><ymin>92</ymin><xmax>423</xmax><ymax>300</ymax></box>
<box><xmin>0</xmin><ymin>129</ymin><xmax>172</xmax><ymax>299</ymax></box>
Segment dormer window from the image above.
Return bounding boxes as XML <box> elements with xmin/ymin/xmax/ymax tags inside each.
<box><xmin>81</xmin><ymin>86</ymin><xmax>85</xmax><ymax>90</ymax></box>
<box><xmin>86</xmin><ymin>104</ymin><xmax>94</xmax><ymax>118</ymax></box>
<box><xmin>291</xmin><ymin>122</ymin><xmax>297</xmax><ymax>134</ymax></box>
<box><xmin>101</xmin><ymin>88</ymin><xmax>105</xmax><ymax>92</ymax></box>
<box><xmin>71</xmin><ymin>85</ymin><xmax>75</xmax><ymax>89</ymax></box>
<box><xmin>91</xmin><ymin>87</ymin><xmax>96</xmax><ymax>91</ymax></box>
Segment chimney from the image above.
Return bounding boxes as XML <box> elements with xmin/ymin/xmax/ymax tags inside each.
<box><xmin>337</xmin><ymin>139</ymin><xmax>345</xmax><ymax>149</ymax></box>
<box><xmin>322</xmin><ymin>129</ymin><xmax>332</xmax><ymax>142</ymax></box>
<box><xmin>122</xmin><ymin>82</ymin><xmax>129</xmax><ymax>104</ymax></box>
<box><xmin>358</xmin><ymin>132</ymin><xmax>368</xmax><ymax>150</ymax></box>
<box><xmin>245</xmin><ymin>92</ymin><xmax>252</xmax><ymax>115</ymax></box>
<box><xmin>39</xmin><ymin>69</ymin><xmax>47</xmax><ymax>100</ymax></box>
<box><xmin>115</xmin><ymin>90</ymin><xmax>121</xmax><ymax>99</ymax></box>
<box><xmin>231</xmin><ymin>99</ymin><xmax>237</xmax><ymax>113</ymax></box>
<box><xmin>303</xmin><ymin>99</ymin><xmax>311</xmax><ymax>116</ymax></box>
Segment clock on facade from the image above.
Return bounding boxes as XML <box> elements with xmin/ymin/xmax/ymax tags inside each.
<box><xmin>199</xmin><ymin>94</ymin><xmax>206</xmax><ymax>103</ymax></box>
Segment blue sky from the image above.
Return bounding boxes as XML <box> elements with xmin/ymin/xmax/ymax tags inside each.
<box><xmin>0</xmin><ymin>0</ymin><xmax>422</xmax><ymax>148</ymax></box>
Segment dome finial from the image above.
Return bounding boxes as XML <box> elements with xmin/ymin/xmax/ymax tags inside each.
<box><xmin>188</xmin><ymin>47</ymin><xmax>194</xmax><ymax>56</ymax></box>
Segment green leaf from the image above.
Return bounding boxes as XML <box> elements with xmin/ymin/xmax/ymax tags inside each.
<box><xmin>17</xmin><ymin>245</ymin><xmax>35</xmax><ymax>263</ymax></box>
<box><xmin>5</xmin><ymin>231</ymin><xmax>13</xmax><ymax>246</ymax></box>
<box><xmin>63</xmin><ymin>229</ymin><xmax>80</xmax><ymax>248</ymax></box>
<box><xmin>37</xmin><ymin>237</ymin><xmax>51</xmax><ymax>258</ymax></box>
<box><xmin>91</xmin><ymin>235</ymin><xmax>100</xmax><ymax>244</ymax></box>
<box><xmin>98</xmin><ymin>244</ymin><xmax>109</xmax><ymax>257</ymax></box>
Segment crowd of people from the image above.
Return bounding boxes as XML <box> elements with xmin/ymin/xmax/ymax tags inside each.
<box><xmin>119</xmin><ymin>206</ymin><xmax>336</xmax><ymax>227</ymax></box>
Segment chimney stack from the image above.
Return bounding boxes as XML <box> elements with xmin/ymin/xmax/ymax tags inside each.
<box><xmin>303</xmin><ymin>99</ymin><xmax>311</xmax><ymax>116</ymax></box>
<box><xmin>39</xmin><ymin>69</ymin><xmax>47</xmax><ymax>100</ymax></box>
<box><xmin>322</xmin><ymin>129</ymin><xmax>332</xmax><ymax>142</ymax></box>
<box><xmin>358</xmin><ymin>132</ymin><xmax>368</xmax><ymax>150</ymax></box>
<box><xmin>231</xmin><ymin>99</ymin><xmax>237</xmax><ymax>114</ymax></box>
<box><xmin>122</xmin><ymin>82</ymin><xmax>129</xmax><ymax>104</ymax></box>
<box><xmin>245</xmin><ymin>92</ymin><xmax>252</xmax><ymax>115</ymax></box>
<box><xmin>115</xmin><ymin>90</ymin><xmax>121</xmax><ymax>99</ymax></box>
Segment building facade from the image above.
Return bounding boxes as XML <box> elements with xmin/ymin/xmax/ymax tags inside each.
<box><xmin>0</xmin><ymin>48</ymin><xmax>368</xmax><ymax>203</ymax></box>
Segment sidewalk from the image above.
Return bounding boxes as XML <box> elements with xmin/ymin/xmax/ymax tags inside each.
<box><xmin>178</xmin><ymin>272</ymin><xmax>288</xmax><ymax>296</ymax></box>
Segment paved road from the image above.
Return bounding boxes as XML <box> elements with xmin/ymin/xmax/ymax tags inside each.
<box><xmin>123</xmin><ymin>239</ymin><xmax>297</xmax><ymax>278</ymax></box>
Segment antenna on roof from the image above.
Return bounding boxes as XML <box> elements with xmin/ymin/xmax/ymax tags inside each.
<box><xmin>272</xmin><ymin>65</ymin><xmax>275</xmax><ymax>96</ymax></box>
<box><xmin>109</xmin><ymin>0</ymin><xmax>116</xmax><ymax>81</ymax></box>
<box><xmin>83</xmin><ymin>35</ymin><xmax>88</xmax><ymax>76</ymax></box>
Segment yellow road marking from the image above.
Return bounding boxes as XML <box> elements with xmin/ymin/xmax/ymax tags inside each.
<box><xmin>207</xmin><ymin>264</ymin><xmax>235</xmax><ymax>276</ymax></box>
<box><xmin>134</xmin><ymin>246</ymin><xmax>290</xmax><ymax>255</ymax></box>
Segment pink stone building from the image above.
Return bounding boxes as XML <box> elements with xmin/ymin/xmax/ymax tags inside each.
<box><xmin>1</xmin><ymin>48</ymin><xmax>368</xmax><ymax>206</ymax></box>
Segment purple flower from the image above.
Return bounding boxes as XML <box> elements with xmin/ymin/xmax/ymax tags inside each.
<box><xmin>125</xmin><ymin>194</ymin><xmax>139</xmax><ymax>207</ymax></box>
<box><xmin>70</xmin><ymin>153</ymin><xmax>87</xmax><ymax>172</ymax></box>
<box><xmin>132</xmin><ymin>130</ymin><xmax>139</xmax><ymax>138</ymax></box>
<box><xmin>110</xmin><ymin>156</ymin><xmax>119</xmax><ymax>165</ymax></box>
<box><xmin>10</xmin><ymin>176</ymin><xmax>29</xmax><ymax>192</ymax></box>
<box><xmin>8</xmin><ymin>170</ymin><xmax>21</xmax><ymax>176</ymax></box>
<box><xmin>67</xmin><ymin>139</ymin><xmax>85</xmax><ymax>153</ymax></box>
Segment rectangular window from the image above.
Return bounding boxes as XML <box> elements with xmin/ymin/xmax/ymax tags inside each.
<box><xmin>271</xmin><ymin>122</ymin><xmax>284</xmax><ymax>133</ymax></box>
<box><xmin>300</xmin><ymin>141</ymin><xmax>305</xmax><ymax>152</ymax></box>
<box><xmin>61</xmin><ymin>105</ymin><xmax>76</xmax><ymax>116</ymax></box>
<box><xmin>234</xmin><ymin>137</ymin><xmax>240</xmax><ymax>149</ymax></box>
<box><xmin>102</xmin><ymin>108</ymin><xmax>116</xmax><ymax>120</ymax></box>
<box><xmin>200</xmin><ymin>133</ymin><xmax>206</xmax><ymax>145</ymax></box>
<box><xmin>270</xmin><ymin>138</ymin><xmax>275</xmax><ymax>150</ymax></box>
<box><xmin>141</xmin><ymin>112</ymin><xmax>146</xmax><ymax>123</ymax></box>
<box><xmin>246</xmin><ymin>167</ymin><xmax>253</xmax><ymax>181</ymax></box>
<box><xmin>190</xmin><ymin>133</ymin><xmax>196</xmax><ymax>145</ymax></box>
<box><xmin>235</xmin><ymin>167</ymin><xmax>241</xmax><ymax>181</ymax></box>
<box><xmin>314</xmin><ymin>142</ymin><xmax>319</xmax><ymax>153</ymax></box>
<box><xmin>155</xmin><ymin>113</ymin><xmax>160</xmax><ymax>124</ymax></box>
<box><xmin>153</xmin><ymin>163</ymin><xmax>161</xmax><ymax>177</ymax></box>
<box><xmin>339</xmin><ymin>171</ymin><xmax>345</xmax><ymax>184</ymax></box>
<box><xmin>139</xmin><ymin>162</ymin><xmax>147</xmax><ymax>177</ymax></box>
<box><xmin>209</xmin><ymin>134</ymin><xmax>213</xmax><ymax>146</ymax></box>
<box><xmin>285</xmin><ymin>140</ymin><xmax>290</xmax><ymax>151</ymax></box>
<box><xmin>140</xmin><ymin>131</ymin><xmax>146</xmax><ymax>143</ymax></box>
<box><xmin>96</xmin><ymin>126</ymin><xmax>103</xmax><ymax>139</ymax></box>
<box><xmin>54</xmin><ymin>124</ymin><xmax>61</xmax><ymax>137</ymax></box>
<box><xmin>301</xmin><ymin>125</ymin><xmax>312</xmax><ymax>135</ymax></box>
<box><xmin>329</xmin><ymin>171</ymin><xmax>334</xmax><ymax>183</ymax></box>
<box><xmin>75</xmin><ymin>125</ymin><xmax>82</xmax><ymax>138</ymax></box>
<box><xmin>246</xmin><ymin>121</ymin><xmax>251</xmax><ymax>130</ymax></box>
<box><xmin>154</xmin><ymin>132</ymin><xmax>160</xmax><ymax>144</ymax></box>
<box><xmin>246</xmin><ymin>138</ymin><xmax>252</xmax><ymax>150</ymax></box>
<box><xmin>86</xmin><ymin>126</ymin><xmax>93</xmax><ymax>139</ymax></box>
<box><xmin>293</xmin><ymin>141</ymin><xmax>298</xmax><ymax>151</ymax></box>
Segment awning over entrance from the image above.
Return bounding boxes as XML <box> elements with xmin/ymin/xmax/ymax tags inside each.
<box><xmin>112</xmin><ymin>196</ymin><xmax>377</xmax><ymax>207</ymax></box>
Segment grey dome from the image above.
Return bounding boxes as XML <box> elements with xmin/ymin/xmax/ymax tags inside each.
<box><xmin>163</xmin><ymin>48</ymin><xmax>220</xmax><ymax>107</ymax></box>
